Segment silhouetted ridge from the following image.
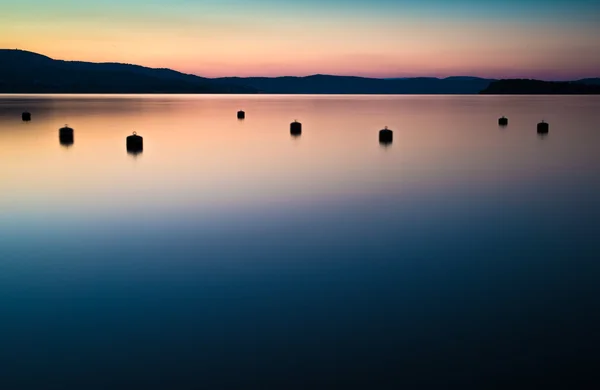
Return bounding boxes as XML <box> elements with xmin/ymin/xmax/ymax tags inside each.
<box><xmin>0</xmin><ymin>49</ymin><xmax>53</xmax><ymax>63</ymax></box>
<box><xmin>480</xmin><ymin>79</ymin><xmax>600</xmax><ymax>94</ymax></box>
<box><xmin>0</xmin><ymin>49</ymin><xmax>256</xmax><ymax>93</ymax></box>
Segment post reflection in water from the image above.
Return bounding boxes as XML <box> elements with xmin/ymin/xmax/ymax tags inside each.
<box><xmin>127</xmin><ymin>149</ymin><xmax>143</xmax><ymax>157</ymax></box>
<box><xmin>379</xmin><ymin>139</ymin><xmax>392</xmax><ymax>148</ymax></box>
<box><xmin>0</xmin><ymin>94</ymin><xmax>599</xmax><ymax>389</ymax></box>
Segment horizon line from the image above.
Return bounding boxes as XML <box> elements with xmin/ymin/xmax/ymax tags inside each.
<box><xmin>3</xmin><ymin>48</ymin><xmax>598</xmax><ymax>83</ymax></box>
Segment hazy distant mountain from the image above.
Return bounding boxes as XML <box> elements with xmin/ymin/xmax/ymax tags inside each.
<box><xmin>0</xmin><ymin>49</ymin><xmax>255</xmax><ymax>93</ymax></box>
<box><xmin>480</xmin><ymin>79</ymin><xmax>600</xmax><ymax>94</ymax></box>
<box><xmin>213</xmin><ymin>75</ymin><xmax>496</xmax><ymax>94</ymax></box>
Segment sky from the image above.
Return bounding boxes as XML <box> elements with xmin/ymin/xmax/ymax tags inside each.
<box><xmin>0</xmin><ymin>0</ymin><xmax>599</xmax><ymax>79</ymax></box>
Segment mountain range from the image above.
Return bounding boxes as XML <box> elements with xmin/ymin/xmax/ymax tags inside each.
<box><xmin>0</xmin><ymin>50</ymin><xmax>254</xmax><ymax>94</ymax></box>
<box><xmin>1</xmin><ymin>49</ymin><xmax>598</xmax><ymax>94</ymax></box>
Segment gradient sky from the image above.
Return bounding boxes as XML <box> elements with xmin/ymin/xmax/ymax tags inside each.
<box><xmin>1</xmin><ymin>0</ymin><xmax>599</xmax><ymax>79</ymax></box>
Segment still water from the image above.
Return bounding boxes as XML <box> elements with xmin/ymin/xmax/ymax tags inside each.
<box><xmin>0</xmin><ymin>95</ymin><xmax>599</xmax><ymax>389</ymax></box>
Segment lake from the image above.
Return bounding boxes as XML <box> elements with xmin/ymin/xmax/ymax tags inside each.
<box><xmin>0</xmin><ymin>95</ymin><xmax>599</xmax><ymax>389</ymax></box>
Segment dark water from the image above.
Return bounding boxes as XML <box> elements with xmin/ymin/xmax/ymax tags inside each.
<box><xmin>0</xmin><ymin>95</ymin><xmax>599</xmax><ymax>389</ymax></box>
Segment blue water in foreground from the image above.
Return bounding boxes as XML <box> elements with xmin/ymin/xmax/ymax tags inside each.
<box><xmin>0</xmin><ymin>95</ymin><xmax>599</xmax><ymax>389</ymax></box>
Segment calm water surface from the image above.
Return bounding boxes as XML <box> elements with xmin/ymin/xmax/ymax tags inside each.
<box><xmin>0</xmin><ymin>95</ymin><xmax>599</xmax><ymax>389</ymax></box>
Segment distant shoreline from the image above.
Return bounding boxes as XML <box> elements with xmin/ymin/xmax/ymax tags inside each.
<box><xmin>480</xmin><ymin>79</ymin><xmax>600</xmax><ymax>95</ymax></box>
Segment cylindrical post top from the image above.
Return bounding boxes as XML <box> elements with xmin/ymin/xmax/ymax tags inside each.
<box><xmin>379</xmin><ymin>126</ymin><xmax>393</xmax><ymax>144</ymax></box>
<box><xmin>59</xmin><ymin>124</ymin><xmax>74</xmax><ymax>135</ymax></box>
<box><xmin>127</xmin><ymin>131</ymin><xmax>144</xmax><ymax>151</ymax></box>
